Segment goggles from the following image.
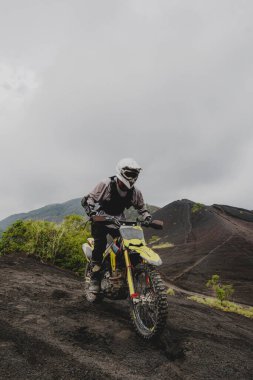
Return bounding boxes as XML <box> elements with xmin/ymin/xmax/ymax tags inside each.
<box><xmin>122</xmin><ymin>168</ymin><xmax>140</xmax><ymax>180</ymax></box>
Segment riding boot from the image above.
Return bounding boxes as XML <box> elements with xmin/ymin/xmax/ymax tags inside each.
<box><xmin>89</xmin><ymin>261</ymin><xmax>101</xmax><ymax>292</ymax></box>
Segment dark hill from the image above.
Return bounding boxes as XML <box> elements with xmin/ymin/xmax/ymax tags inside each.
<box><xmin>146</xmin><ymin>200</ymin><xmax>253</xmax><ymax>305</ymax></box>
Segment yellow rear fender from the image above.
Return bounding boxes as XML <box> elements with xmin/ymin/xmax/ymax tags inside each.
<box><xmin>129</xmin><ymin>245</ymin><xmax>162</xmax><ymax>266</ymax></box>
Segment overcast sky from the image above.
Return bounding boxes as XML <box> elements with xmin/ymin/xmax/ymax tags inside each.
<box><xmin>0</xmin><ymin>0</ymin><xmax>253</xmax><ymax>220</ymax></box>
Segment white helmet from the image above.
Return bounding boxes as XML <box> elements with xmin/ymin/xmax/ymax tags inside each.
<box><xmin>116</xmin><ymin>158</ymin><xmax>142</xmax><ymax>189</ymax></box>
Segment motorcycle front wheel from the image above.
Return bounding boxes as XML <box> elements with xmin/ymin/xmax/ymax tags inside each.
<box><xmin>130</xmin><ymin>264</ymin><xmax>168</xmax><ymax>340</ymax></box>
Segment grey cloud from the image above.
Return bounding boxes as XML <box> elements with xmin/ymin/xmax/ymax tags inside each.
<box><xmin>2</xmin><ymin>82</ymin><xmax>12</xmax><ymax>91</ymax></box>
<box><xmin>1</xmin><ymin>0</ymin><xmax>253</xmax><ymax>219</ymax></box>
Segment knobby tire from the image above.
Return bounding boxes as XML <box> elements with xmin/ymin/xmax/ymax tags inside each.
<box><xmin>130</xmin><ymin>264</ymin><xmax>168</xmax><ymax>340</ymax></box>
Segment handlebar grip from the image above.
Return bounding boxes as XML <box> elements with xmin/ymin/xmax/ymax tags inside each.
<box><xmin>91</xmin><ymin>215</ymin><xmax>108</xmax><ymax>223</ymax></box>
<box><xmin>149</xmin><ymin>220</ymin><xmax>163</xmax><ymax>230</ymax></box>
<box><xmin>91</xmin><ymin>215</ymin><xmax>118</xmax><ymax>224</ymax></box>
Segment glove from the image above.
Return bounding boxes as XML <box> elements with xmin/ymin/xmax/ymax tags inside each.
<box><xmin>100</xmin><ymin>216</ymin><xmax>120</xmax><ymax>228</ymax></box>
<box><xmin>89</xmin><ymin>203</ymin><xmax>101</xmax><ymax>217</ymax></box>
<box><xmin>112</xmin><ymin>217</ymin><xmax>121</xmax><ymax>228</ymax></box>
<box><xmin>87</xmin><ymin>206</ymin><xmax>97</xmax><ymax>218</ymax></box>
<box><xmin>143</xmin><ymin>215</ymin><xmax>152</xmax><ymax>226</ymax></box>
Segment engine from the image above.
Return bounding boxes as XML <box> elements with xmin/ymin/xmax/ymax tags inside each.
<box><xmin>100</xmin><ymin>270</ymin><xmax>128</xmax><ymax>300</ymax></box>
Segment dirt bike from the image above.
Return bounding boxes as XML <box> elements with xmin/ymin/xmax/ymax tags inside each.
<box><xmin>82</xmin><ymin>215</ymin><xmax>168</xmax><ymax>340</ymax></box>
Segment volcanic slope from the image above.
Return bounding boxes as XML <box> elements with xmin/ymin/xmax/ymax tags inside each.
<box><xmin>145</xmin><ymin>200</ymin><xmax>253</xmax><ymax>305</ymax></box>
<box><xmin>0</xmin><ymin>253</ymin><xmax>253</xmax><ymax>380</ymax></box>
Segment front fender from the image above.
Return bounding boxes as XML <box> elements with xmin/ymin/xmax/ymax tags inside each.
<box><xmin>129</xmin><ymin>245</ymin><xmax>162</xmax><ymax>266</ymax></box>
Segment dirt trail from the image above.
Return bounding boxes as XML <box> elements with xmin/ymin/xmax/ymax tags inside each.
<box><xmin>170</xmin><ymin>234</ymin><xmax>234</xmax><ymax>281</ymax></box>
<box><xmin>0</xmin><ymin>253</ymin><xmax>253</xmax><ymax>380</ymax></box>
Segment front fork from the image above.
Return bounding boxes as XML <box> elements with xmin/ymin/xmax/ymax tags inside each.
<box><xmin>124</xmin><ymin>250</ymin><xmax>138</xmax><ymax>299</ymax></box>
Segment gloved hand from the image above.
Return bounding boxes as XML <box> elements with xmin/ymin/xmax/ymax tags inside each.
<box><xmin>142</xmin><ymin>215</ymin><xmax>152</xmax><ymax>226</ymax></box>
<box><xmin>88</xmin><ymin>206</ymin><xmax>97</xmax><ymax>217</ymax></box>
<box><xmin>112</xmin><ymin>217</ymin><xmax>121</xmax><ymax>228</ymax></box>
<box><xmin>89</xmin><ymin>203</ymin><xmax>100</xmax><ymax>217</ymax></box>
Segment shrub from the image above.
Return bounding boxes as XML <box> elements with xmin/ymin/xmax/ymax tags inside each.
<box><xmin>206</xmin><ymin>274</ymin><xmax>234</xmax><ymax>304</ymax></box>
<box><xmin>191</xmin><ymin>203</ymin><xmax>204</xmax><ymax>213</ymax></box>
<box><xmin>0</xmin><ymin>220</ymin><xmax>30</xmax><ymax>254</ymax></box>
<box><xmin>0</xmin><ymin>215</ymin><xmax>91</xmax><ymax>275</ymax></box>
<box><xmin>188</xmin><ymin>296</ymin><xmax>253</xmax><ymax>319</ymax></box>
<box><xmin>167</xmin><ymin>288</ymin><xmax>175</xmax><ymax>296</ymax></box>
<box><xmin>148</xmin><ymin>235</ymin><xmax>160</xmax><ymax>244</ymax></box>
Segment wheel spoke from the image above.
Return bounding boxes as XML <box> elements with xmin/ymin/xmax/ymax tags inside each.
<box><xmin>131</xmin><ymin>265</ymin><xmax>168</xmax><ymax>339</ymax></box>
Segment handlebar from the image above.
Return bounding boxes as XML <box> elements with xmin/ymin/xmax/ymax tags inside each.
<box><xmin>90</xmin><ymin>215</ymin><xmax>163</xmax><ymax>230</ymax></box>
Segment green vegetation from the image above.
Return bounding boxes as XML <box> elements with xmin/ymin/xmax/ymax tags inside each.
<box><xmin>148</xmin><ymin>235</ymin><xmax>160</xmax><ymax>244</ymax></box>
<box><xmin>152</xmin><ymin>242</ymin><xmax>174</xmax><ymax>249</ymax></box>
<box><xmin>206</xmin><ymin>274</ymin><xmax>234</xmax><ymax>305</ymax></box>
<box><xmin>0</xmin><ymin>215</ymin><xmax>91</xmax><ymax>275</ymax></box>
<box><xmin>187</xmin><ymin>274</ymin><xmax>252</xmax><ymax>319</ymax></box>
<box><xmin>167</xmin><ymin>287</ymin><xmax>175</xmax><ymax>296</ymax></box>
<box><xmin>191</xmin><ymin>202</ymin><xmax>204</xmax><ymax>213</ymax></box>
<box><xmin>188</xmin><ymin>296</ymin><xmax>253</xmax><ymax>319</ymax></box>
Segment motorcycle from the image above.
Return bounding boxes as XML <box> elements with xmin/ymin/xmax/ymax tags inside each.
<box><xmin>82</xmin><ymin>215</ymin><xmax>168</xmax><ymax>340</ymax></box>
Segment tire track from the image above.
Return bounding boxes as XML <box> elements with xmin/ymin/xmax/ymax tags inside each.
<box><xmin>170</xmin><ymin>234</ymin><xmax>234</xmax><ymax>281</ymax></box>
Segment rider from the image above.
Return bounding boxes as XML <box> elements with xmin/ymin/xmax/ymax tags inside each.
<box><xmin>81</xmin><ymin>158</ymin><xmax>152</xmax><ymax>291</ymax></box>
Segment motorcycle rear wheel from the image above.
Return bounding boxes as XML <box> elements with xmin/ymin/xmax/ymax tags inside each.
<box><xmin>130</xmin><ymin>264</ymin><xmax>168</xmax><ymax>340</ymax></box>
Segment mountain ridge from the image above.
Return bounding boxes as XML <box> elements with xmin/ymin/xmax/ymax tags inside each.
<box><xmin>0</xmin><ymin>198</ymin><xmax>159</xmax><ymax>231</ymax></box>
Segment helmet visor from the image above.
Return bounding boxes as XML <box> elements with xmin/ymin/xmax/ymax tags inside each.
<box><xmin>122</xmin><ymin>168</ymin><xmax>139</xmax><ymax>180</ymax></box>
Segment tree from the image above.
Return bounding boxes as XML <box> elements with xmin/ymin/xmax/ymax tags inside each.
<box><xmin>206</xmin><ymin>274</ymin><xmax>234</xmax><ymax>305</ymax></box>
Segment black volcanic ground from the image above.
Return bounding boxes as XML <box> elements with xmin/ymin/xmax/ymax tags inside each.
<box><xmin>145</xmin><ymin>200</ymin><xmax>253</xmax><ymax>305</ymax></box>
<box><xmin>1</xmin><ymin>200</ymin><xmax>253</xmax><ymax>379</ymax></box>
<box><xmin>0</xmin><ymin>253</ymin><xmax>253</xmax><ymax>380</ymax></box>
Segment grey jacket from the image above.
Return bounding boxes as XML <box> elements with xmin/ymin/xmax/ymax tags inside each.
<box><xmin>82</xmin><ymin>177</ymin><xmax>150</xmax><ymax>219</ymax></box>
